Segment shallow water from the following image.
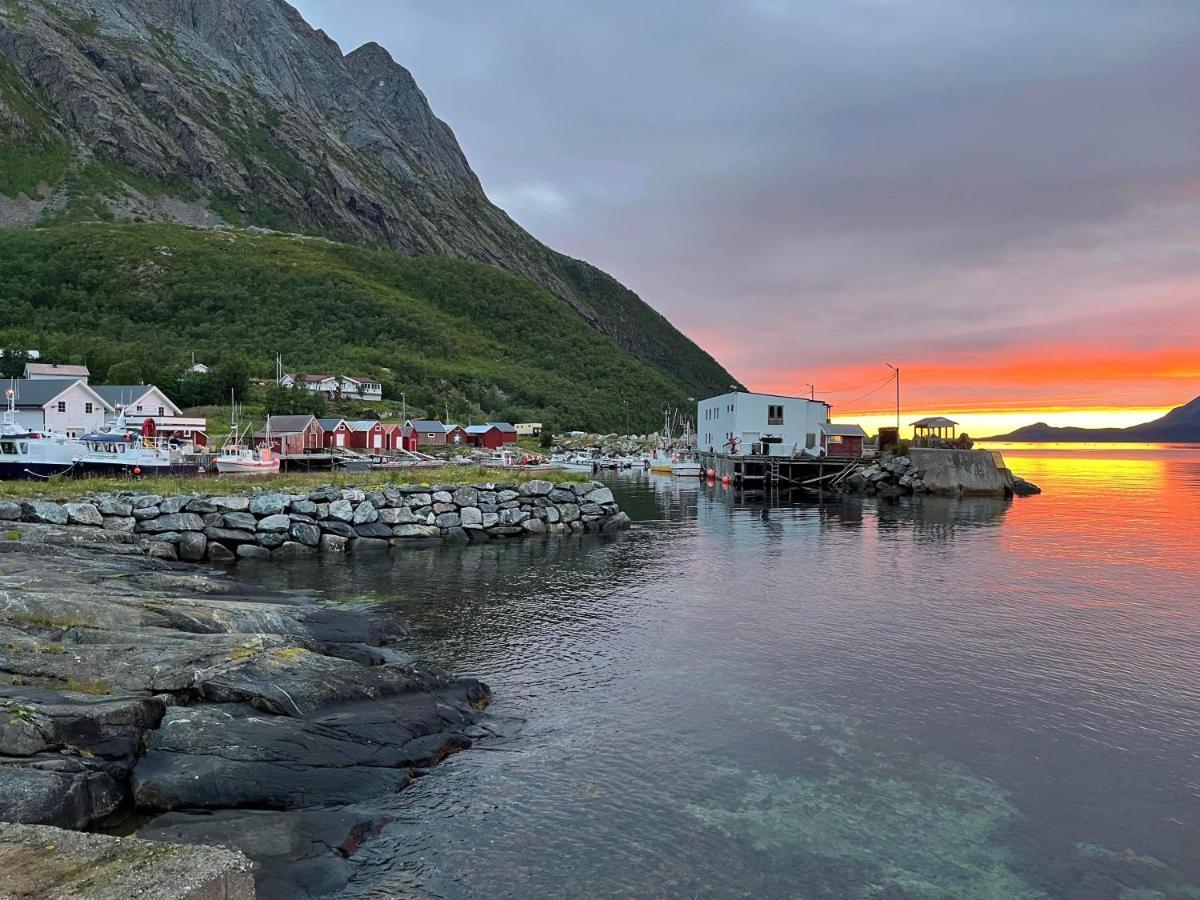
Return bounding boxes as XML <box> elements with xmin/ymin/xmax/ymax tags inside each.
<box><xmin>241</xmin><ymin>444</ymin><xmax>1200</xmax><ymax>898</ymax></box>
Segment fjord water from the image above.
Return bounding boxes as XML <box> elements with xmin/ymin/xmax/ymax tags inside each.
<box><xmin>251</xmin><ymin>445</ymin><xmax>1200</xmax><ymax>898</ymax></box>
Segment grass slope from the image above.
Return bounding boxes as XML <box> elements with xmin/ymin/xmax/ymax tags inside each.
<box><xmin>0</xmin><ymin>222</ymin><xmax>693</xmax><ymax>431</ymax></box>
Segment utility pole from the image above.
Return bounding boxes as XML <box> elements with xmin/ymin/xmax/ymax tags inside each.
<box><xmin>401</xmin><ymin>391</ymin><xmax>406</xmax><ymax>423</ymax></box>
<box><xmin>805</xmin><ymin>383</ymin><xmax>815</xmax><ymax>401</ymax></box>
<box><xmin>885</xmin><ymin>363</ymin><xmax>900</xmax><ymax>431</ymax></box>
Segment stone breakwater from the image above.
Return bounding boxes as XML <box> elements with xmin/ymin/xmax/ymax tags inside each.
<box><xmin>0</xmin><ymin>535</ymin><xmax>492</xmax><ymax>897</ymax></box>
<box><xmin>0</xmin><ymin>479</ymin><xmax>631</xmax><ymax>564</ymax></box>
<box><xmin>839</xmin><ymin>450</ymin><xmax>1041</xmax><ymax>498</ymax></box>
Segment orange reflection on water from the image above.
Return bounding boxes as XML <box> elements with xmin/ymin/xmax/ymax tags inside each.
<box><xmin>980</xmin><ymin>443</ymin><xmax>1200</xmax><ymax>583</ymax></box>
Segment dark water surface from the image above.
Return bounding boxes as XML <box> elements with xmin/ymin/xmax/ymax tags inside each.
<box><xmin>239</xmin><ymin>445</ymin><xmax>1200</xmax><ymax>898</ymax></box>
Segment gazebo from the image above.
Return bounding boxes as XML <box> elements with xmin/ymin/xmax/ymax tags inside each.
<box><xmin>911</xmin><ymin>416</ymin><xmax>958</xmax><ymax>445</ymax></box>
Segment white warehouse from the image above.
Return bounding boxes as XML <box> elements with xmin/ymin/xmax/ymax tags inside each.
<box><xmin>697</xmin><ymin>391</ymin><xmax>832</xmax><ymax>457</ymax></box>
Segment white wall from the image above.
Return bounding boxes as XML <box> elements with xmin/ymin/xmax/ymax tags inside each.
<box><xmin>37</xmin><ymin>383</ymin><xmax>110</xmax><ymax>437</ymax></box>
<box><xmin>698</xmin><ymin>391</ymin><xmax>830</xmax><ymax>457</ymax></box>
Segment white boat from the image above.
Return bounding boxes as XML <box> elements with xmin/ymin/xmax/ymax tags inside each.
<box><xmin>670</xmin><ymin>458</ymin><xmax>703</xmax><ymax>478</ymax></box>
<box><xmin>0</xmin><ymin>387</ymin><xmax>85</xmax><ymax>479</ymax></box>
<box><xmin>549</xmin><ymin>453</ymin><xmax>596</xmax><ymax>473</ymax></box>
<box><xmin>213</xmin><ymin>398</ymin><xmax>280</xmax><ymax>475</ymax></box>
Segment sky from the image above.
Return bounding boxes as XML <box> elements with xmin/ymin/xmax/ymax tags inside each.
<box><xmin>293</xmin><ymin>0</ymin><xmax>1200</xmax><ymax>436</ymax></box>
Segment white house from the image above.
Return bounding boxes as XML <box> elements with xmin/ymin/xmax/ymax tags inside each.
<box><xmin>697</xmin><ymin>390</ymin><xmax>832</xmax><ymax>457</ymax></box>
<box><xmin>9</xmin><ymin>378</ymin><xmax>112</xmax><ymax>437</ymax></box>
<box><xmin>24</xmin><ymin>363</ymin><xmax>90</xmax><ymax>383</ymax></box>
<box><xmin>92</xmin><ymin>384</ymin><xmax>181</xmax><ymax>419</ymax></box>
<box><xmin>515</xmin><ymin>422</ymin><xmax>543</xmax><ymax>437</ymax></box>
<box><xmin>279</xmin><ymin>373</ymin><xmax>382</xmax><ymax>402</ymax></box>
<box><xmin>184</xmin><ymin>362</ymin><xmax>210</xmax><ymax>375</ymax></box>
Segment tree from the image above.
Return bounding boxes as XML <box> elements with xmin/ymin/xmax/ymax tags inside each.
<box><xmin>105</xmin><ymin>360</ymin><xmax>144</xmax><ymax>385</ymax></box>
<box><xmin>0</xmin><ymin>349</ymin><xmax>28</xmax><ymax>380</ymax></box>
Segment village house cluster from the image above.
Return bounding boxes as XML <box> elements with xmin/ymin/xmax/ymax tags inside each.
<box><xmin>6</xmin><ymin>362</ymin><xmax>527</xmax><ymax>457</ymax></box>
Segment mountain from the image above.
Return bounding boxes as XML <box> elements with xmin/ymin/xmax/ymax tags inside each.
<box><xmin>0</xmin><ymin>0</ymin><xmax>737</xmax><ymax>407</ymax></box>
<box><xmin>983</xmin><ymin>396</ymin><xmax>1200</xmax><ymax>442</ymax></box>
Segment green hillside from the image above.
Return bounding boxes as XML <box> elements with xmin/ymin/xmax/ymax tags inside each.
<box><xmin>0</xmin><ymin>223</ymin><xmax>696</xmax><ymax>431</ymax></box>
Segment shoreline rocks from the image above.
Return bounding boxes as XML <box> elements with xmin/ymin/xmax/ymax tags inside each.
<box><xmin>0</xmin><ymin>479</ymin><xmax>631</xmax><ymax>565</ymax></box>
<box><xmin>839</xmin><ymin>450</ymin><xmax>1041</xmax><ymax>499</ymax></box>
<box><xmin>0</xmin><ymin>538</ymin><xmax>491</xmax><ymax>895</ymax></box>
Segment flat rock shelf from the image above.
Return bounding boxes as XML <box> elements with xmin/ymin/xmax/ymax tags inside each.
<box><xmin>0</xmin><ymin>534</ymin><xmax>493</xmax><ymax>896</ymax></box>
<box><xmin>0</xmin><ymin>479</ymin><xmax>631</xmax><ymax>565</ymax></box>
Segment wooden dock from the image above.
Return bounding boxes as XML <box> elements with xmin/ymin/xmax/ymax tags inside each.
<box><xmin>699</xmin><ymin>452</ymin><xmax>860</xmax><ymax>490</ymax></box>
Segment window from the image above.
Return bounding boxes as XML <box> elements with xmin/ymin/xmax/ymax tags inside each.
<box><xmin>158</xmin><ymin>407</ymin><xmax>165</xmax><ymax>416</ymax></box>
<box><xmin>829</xmin><ymin>434</ymin><xmax>844</xmax><ymax>444</ymax></box>
<box><xmin>85</xmin><ymin>403</ymin><xmax>93</xmax><ymax>414</ymax></box>
<box><xmin>136</xmin><ymin>405</ymin><xmax>143</xmax><ymax>412</ymax></box>
<box><xmin>806</xmin><ymin>432</ymin><xmax>817</xmax><ymax>449</ymax></box>
<box><xmin>0</xmin><ymin>442</ymin><xmax>14</xmax><ymax>455</ymax></box>
<box><xmin>768</xmin><ymin>404</ymin><xmax>784</xmax><ymax>425</ymax></box>
<box><xmin>56</xmin><ymin>401</ymin><xmax>66</xmax><ymax>413</ymax></box>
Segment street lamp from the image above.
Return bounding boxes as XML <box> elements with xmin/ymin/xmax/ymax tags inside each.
<box><xmin>401</xmin><ymin>391</ymin><xmax>406</xmax><ymax>423</ymax></box>
<box><xmin>885</xmin><ymin>364</ymin><xmax>900</xmax><ymax>431</ymax></box>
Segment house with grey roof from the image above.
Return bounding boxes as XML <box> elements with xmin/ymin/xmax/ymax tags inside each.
<box><xmin>24</xmin><ymin>362</ymin><xmax>90</xmax><ymax>382</ymax></box>
<box><xmin>405</xmin><ymin>420</ymin><xmax>448</xmax><ymax>446</ymax></box>
<box><xmin>7</xmin><ymin>378</ymin><xmax>112</xmax><ymax>437</ymax></box>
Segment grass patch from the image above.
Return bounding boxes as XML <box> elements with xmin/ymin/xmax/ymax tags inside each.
<box><xmin>63</xmin><ymin>679</ymin><xmax>110</xmax><ymax>696</ymax></box>
<box><xmin>0</xmin><ymin>465</ymin><xmax>589</xmax><ymax>502</ymax></box>
<box><xmin>5</xmin><ymin>530</ymin><xmax>19</xmax><ymax>541</ymax></box>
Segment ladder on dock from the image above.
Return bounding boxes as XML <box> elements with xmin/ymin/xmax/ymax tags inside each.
<box><xmin>768</xmin><ymin>458</ymin><xmax>781</xmax><ymax>483</ymax></box>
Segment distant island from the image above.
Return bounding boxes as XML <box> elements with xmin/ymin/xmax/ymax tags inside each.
<box><xmin>983</xmin><ymin>395</ymin><xmax>1200</xmax><ymax>442</ymax></box>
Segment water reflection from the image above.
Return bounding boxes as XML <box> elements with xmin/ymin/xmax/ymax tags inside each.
<box><xmin>229</xmin><ymin>446</ymin><xmax>1200</xmax><ymax>899</ymax></box>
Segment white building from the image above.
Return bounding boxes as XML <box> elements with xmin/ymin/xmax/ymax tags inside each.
<box><xmin>24</xmin><ymin>363</ymin><xmax>90</xmax><ymax>383</ymax></box>
<box><xmin>9</xmin><ymin>379</ymin><xmax>112</xmax><ymax>437</ymax></box>
<box><xmin>279</xmin><ymin>373</ymin><xmax>382</xmax><ymax>402</ymax></box>
<box><xmin>92</xmin><ymin>385</ymin><xmax>181</xmax><ymax>419</ymax></box>
<box><xmin>697</xmin><ymin>390</ymin><xmax>831</xmax><ymax>457</ymax></box>
<box><xmin>515</xmin><ymin>422</ymin><xmax>543</xmax><ymax>437</ymax></box>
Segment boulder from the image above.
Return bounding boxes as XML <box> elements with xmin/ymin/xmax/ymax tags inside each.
<box><xmin>289</xmin><ymin>499</ymin><xmax>318</xmax><ymax>517</ymax></box>
<box><xmin>210</xmin><ymin>496</ymin><xmax>250</xmax><ymax>512</ymax></box>
<box><xmin>443</xmin><ymin>526</ymin><xmax>470</xmax><ymax>542</ymax></box>
<box><xmin>273</xmin><ymin>542</ymin><xmax>316</xmax><ymax>560</ymax></box>
<box><xmin>318</xmin><ymin>534</ymin><xmax>348</xmax><ymax>554</ymax></box>
<box><xmin>131</xmin><ymin>506</ymin><xmax>161</xmax><ymax>520</ymax></box>
<box><xmin>203</xmin><ymin>527</ymin><xmax>256</xmax><ymax>544</ymax></box>
<box><xmin>159</xmin><ymin>497</ymin><xmax>188</xmax><ymax>515</ymax></box>
<box><xmin>184</xmin><ymin>498</ymin><xmax>218</xmax><ymax>514</ymax></box>
<box><xmin>431</xmin><ymin>490</ymin><xmax>454</xmax><ymax>504</ymax></box>
<box><xmin>378</xmin><ymin>507</ymin><xmax>418</xmax><ymax>526</ymax></box>
<box><xmin>222</xmin><ymin>511</ymin><xmax>257</xmax><ymax>531</ymax></box>
<box><xmin>63</xmin><ymin>503</ymin><xmax>103</xmax><ymax>527</ymax></box>
<box><xmin>22</xmin><ymin>501</ymin><xmax>67</xmax><ymax>525</ymax></box>
<box><xmin>521</xmin><ymin>518</ymin><xmax>546</xmax><ymax>535</ymax></box>
<box><xmin>288</xmin><ymin>521</ymin><xmax>321</xmax><ymax>547</ymax></box>
<box><xmin>178</xmin><ymin>532</ymin><xmax>207</xmax><ymax>562</ymax></box>
<box><xmin>350</xmin><ymin>537</ymin><xmax>389</xmax><ymax>553</ymax></box>
<box><xmin>498</xmin><ymin>508</ymin><xmax>529</xmax><ymax>526</ymax></box>
<box><xmin>451</xmin><ymin>486</ymin><xmax>479</xmax><ymax>507</ymax></box>
<box><xmin>403</xmin><ymin>493</ymin><xmax>431</xmax><ymax>508</ymax></box>
<box><xmin>236</xmin><ymin>544</ymin><xmax>270</xmax><ymax>560</ymax></box>
<box><xmin>102</xmin><ymin>516</ymin><xmax>135</xmax><ymax>533</ymax></box>
<box><xmin>1011</xmin><ymin>476</ymin><xmax>1042</xmax><ymax>496</ymax></box>
<box><xmin>365</xmin><ymin>490</ymin><xmax>388</xmax><ymax>509</ymax></box>
<box><xmin>354</xmin><ymin>523</ymin><xmax>393</xmax><ymax>539</ymax></box>
<box><xmin>95</xmin><ymin>497</ymin><xmax>132</xmax><ymax>517</ymax></box>
<box><xmin>0</xmin><ymin>501</ymin><xmax>20</xmax><ymax>520</ymax></box>
<box><xmin>249</xmin><ymin>493</ymin><xmax>288</xmax><ymax>516</ymax></box>
<box><xmin>147</xmin><ymin>542</ymin><xmax>177</xmax><ymax>561</ymax></box>
<box><xmin>585</xmin><ymin>486</ymin><xmax>615</xmax><ymax>505</ymax></box>
<box><xmin>0</xmin><ymin>762</ymin><xmax>125</xmax><ymax>830</ymax></box>
<box><xmin>327</xmin><ymin>499</ymin><xmax>354</xmax><ymax>522</ymax></box>
<box><xmin>603</xmin><ymin>511</ymin><xmax>632</xmax><ymax>531</ymax></box>
<box><xmin>256</xmin><ymin>514</ymin><xmax>291</xmax><ymax>533</ymax></box>
<box><xmin>351</xmin><ymin>502</ymin><xmax>379</xmax><ymax>525</ymax></box>
<box><xmin>207</xmin><ymin>542</ymin><xmax>236</xmax><ymax>563</ymax></box>
<box><xmin>131</xmin><ymin>495</ymin><xmax>162</xmax><ymax>510</ymax></box>
<box><xmin>257</xmin><ymin>533</ymin><xmax>286</xmax><ymax>549</ymax></box>
<box><xmin>391</xmin><ymin>524</ymin><xmax>441</xmax><ymax>540</ymax></box>
<box><xmin>320</xmin><ymin>520</ymin><xmax>356</xmax><ymax>539</ymax></box>
<box><xmin>518</xmin><ymin>480</ymin><xmax>554</xmax><ymax>497</ymax></box>
<box><xmin>435</xmin><ymin>512</ymin><xmax>461</xmax><ymax>529</ymax></box>
<box><xmin>460</xmin><ymin>506</ymin><xmax>483</xmax><ymax>528</ymax></box>
<box><xmin>136</xmin><ymin>513</ymin><xmax>204</xmax><ymax>533</ymax></box>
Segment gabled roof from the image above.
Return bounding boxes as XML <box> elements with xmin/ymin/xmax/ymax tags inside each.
<box><xmin>487</xmin><ymin>422</ymin><xmax>517</xmax><ymax>433</ymax></box>
<box><xmin>256</xmin><ymin>414</ymin><xmax>319</xmax><ymax>436</ymax></box>
<box><xmin>25</xmin><ymin>363</ymin><xmax>89</xmax><ymax>378</ymax></box>
<box><xmin>284</xmin><ymin>373</ymin><xmax>335</xmax><ymax>384</ymax></box>
<box><xmin>6</xmin><ymin>378</ymin><xmax>112</xmax><ymax>410</ymax></box>
<box><xmin>344</xmin><ymin>376</ymin><xmax>381</xmax><ymax>385</ymax></box>
<box><xmin>92</xmin><ymin>384</ymin><xmax>180</xmax><ymax>414</ymax></box>
<box><xmin>822</xmin><ymin>423</ymin><xmax>868</xmax><ymax>438</ymax></box>
<box><xmin>407</xmin><ymin>420</ymin><xmax>445</xmax><ymax>431</ymax></box>
<box><xmin>349</xmin><ymin>420</ymin><xmax>383</xmax><ymax>431</ymax></box>
<box><xmin>911</xmin><ymin>416</ymin><xmax>959</xmax><ymax>428</ymax></box>
<box><xmin>316</xmin><ymin>418</ymin><xmax>348</xmax><ymax>430</ymax></box>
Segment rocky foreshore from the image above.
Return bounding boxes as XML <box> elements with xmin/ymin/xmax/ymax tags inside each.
<box><xmin>838</xmin><ymin>450</ymin><xmax>1041</xmax><ymax>498</ymax></box>
<box><xmin>0</xmin><ymin>532</ymin><xmax>492</xmax><ymax>897</ymax></box>
<box><xmin>0</xmin><ymin>479</ymin><xmax>630</xmax><ymax>565</ymax></box>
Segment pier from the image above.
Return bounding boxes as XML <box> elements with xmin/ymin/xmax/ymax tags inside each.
<box><xmin>699</xmin><ymin>452</ymin><xmax>860</xmax><ymax>489</ymax></box>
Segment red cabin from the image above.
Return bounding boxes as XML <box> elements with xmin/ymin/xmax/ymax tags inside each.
<box><xmin>349</xmin><ymin>420</ymin><xmax>387</xmax><ymax>451</ymax></box>
<box><xmin>318</xmin><ymin>418</ymin><xmax>353</xmax><ymax>450</ymax></box>
<box><xmin>379</xmin><ymin>422</ymin><xmax>404</xmax><ymax>451</ymax></box>
<box><xmin>400</xmin><ymin>425</ymin><xmax>419</xmax><ymax>452</ymax></box>
<box><xmin>465</xmin><ymin>423</ymin><xmax>518</xmax><ymax>449</ymax></box>
<box><xmin>823</xmin><ymin>424</ymin><xmax>867</xmax><ymax>458</ymax></box>
<box><xmin>255</xmin><ymin>415</ymin><xmax>324</xmax><ymax>456</ymax></box>
<box><xmin>443</xmin><ymin>424</ymin><xmax>470</xmax><ymax>448</ymax></box>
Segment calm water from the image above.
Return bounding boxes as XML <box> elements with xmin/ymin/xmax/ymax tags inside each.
<box><xmin>240</xmin><ymin>444</ymin><xmax>1200</xmax><ymax>899</ymax></box>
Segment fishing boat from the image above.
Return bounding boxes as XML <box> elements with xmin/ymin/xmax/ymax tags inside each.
<box><xmin>549</xmin><ymin>453</ymin><xmax>596</xmax><ymax>473</ymax></box>
<box><xmin>213</xmin><ymin>399</ymin><xmax>280</xmax><ymax>475</ymax></box>
<box><xmin>73</xmin><ymin>428</ymin><xmax>206</xmax><ymax>477</ymax></box>
<box><xmin>0</xmin><ymin>387</ymin><xmax>84</xmax><ymax>479</ymax></box>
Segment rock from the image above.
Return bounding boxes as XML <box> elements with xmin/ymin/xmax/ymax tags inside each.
<box><xmin>61</xmin><ymin>503</ymin><xmax>102</xmax><ymax>527</ymax></box>
<box><xmin>340</xmin><ymin>489</ymin><xmax>366</xmax><ymax>503</ymax></box>
<box><xmin>378</xmin><ymin>507</ymin><xmax>418</xmax><ymax>526</ymax></box>
<box><xmin>222</xmin><ymin>511</ymin><xmax>257</xmax><ymax>530</ymax></box>
<box><xmin>548</xmin><ymin>489</ymin><xmax>576</xmax><ymax>504</ymax></box>
<box><xmin>288</xmin><ymin>521</ymin><xmax>321</xmax><ymax>547</ymax></box>
<box><xmin>272</xmin><ymin>541</ymin><xmax>316</xmax><ymax>560</ymax></box>
<box><xmin>256</xmin><ymin>514</ymin><xmax>291</xmax><ymax>533</ymax></box>
<box><xmin>23</xmin><ymin>501</ymin><xmax>67</xmax><ymax>525</ymax></box>
<box><xmin>131</xmin><ymin>506</ymin><xmax>161</xmax><ymax>520</ymax></box>
<box><xmin>184</xmin><ymin>498</ymin><xmax>218</xmax><ymax>514</ymax></box>
<box><xmin>249</xmin><ymin>493</ymin><xmax>288</xmax><ymax>516</ymax></box>
<box><xmin>460</xmin><ymin>506</ymin><xmax>483</xmax><ymax>528</ymax></box>
<box><xmin>0</xmin><ymin>762</ymin><xmax>125</xmax><ymax>830</ymax></box>
<box><xmin>1011</xmin><ymin>476</ymin><xmax>1042</xmax><ymax>496</ymax></box>
<box><xmin>365</xmin><ymin>490</ymin><xmax>388</xmax><ymax>509</ymax></box>
<box><xmin>603</xmin><ymin>511</ymin><xmax>632</xmax><ymax>531</ymax></box>
<box><xmin>318</xmin><ymin>534</ymin><xmax>348</xmax><ymax>553</ymax></box>
<box><xmin>443</xmin><ymin>526</ymin><xmax>469</xmax><ymax>542</ymax></box>
<box><xmin>203</xmin><ymin>527</ymin><xmax>256</xmax><ymax>544</ymax></box>
<box><xmin>435</xmin><ymin>512</ymin><xmax>461</xmax><ymax>529</ymax></box>
<box><xmin>521</xmin><ymin>518</ymin><xmax>546</xmax><ymax>535</ymax></box>
<box><xmin>351</xmin><ymin>502</ymin><xmax>379</xmax><ymax>525</ymax></box>
<box><xmin>404</xmin><ymin>493</ymin><xmax>432</xmax><ymax>508</ymax></box>
<box><xmin>177</xmin><ymin>532</ymin><xmax>207</xmax><ymax>562</ymax></box>
<box><xmin>131</xmin><ymin>495</ymin><xmax>162</xmax><ymax>510</ymax></box>
<box><xmin>320</xmin><ymin>520</ymin><xmax>356</xmax><ymax>539</ymax></box>
<box><xmin>499</xmin><ymin>508</ymin><xmax>529</xmax><ymax>526</ymax></box>
<box><xmin>159</xmin><ymin>497</ymin><xmax>188</xmax><ymax>515</ymax></box>
<box><xmin>0</xmin><ymin>501</ymin><xmax>20</xmax><ymax>520</ymax></box>
<box><xmin>452</xmin><ymin>486</ymin><xmax>479</xmax><ymax>507</ymax></box>
<box><xmin>289</xmin><ymin>499</ymin><xmax>318</xmax><ymax>516</ymax></box>
<box><xmin>481</xmin><ymin>512</ymin><xmax>499</xmax><ymax>528</ymax></box>
<box><xmin>544</xmin><ymin>506</ymin><xmax>561</xmax><ymax>524</ymax></box>
<box><xmin>207</xmin><ymin>542</ymin><xmax>236</xmax><ymax>563</ymax></box>
<box><xmin>210</xmin><ymin>496</ymin><xmax>250</xmax><ymax>512</ymax></box>
<box><xmin>354</xmin><ymin>523</ymin><xmax>393</xmax><ymax>539</ymax></box>
<box><xmin>518</xmin><ymin>480</ymin><xmax>554</xmax><ymax>497</ymax></box>
<box><xmin>392</xmin><ymin>524</ymin><xmax>441</xmax><ymax>540</ymax></box>
<box><xmin>431</xmin><ymin>502</ymin><xmax>456</xmax><ymax>515</ymax></box>
<box><xmin>431</xmin><ymin>491</ymin><xmax>454</xmax><ymax>504</ymax></box>
<box><xmin>558</xmin><ymin>504</ymin><xmax>581</xmax><ymax>523</ymax></box>
<box><xmin>585</xmin><ymin>486</ymin><xmax>615</xmax><ymax>505</ymax></box>
<box><xmin>497</xmin><ymin>489</ymin><xmax>519</xmax><ymax>504</ymax></box>
<box><xmin>136</xmin><ymin>513</ymin><xmax>204</xmax><ymax>533</ymax></box>
<box><xmin>236</xmin><ymin>544</ymin><xmax>270</xmax><ymax>560</ymax></box>
<box><xmin>95</xmin><ymin>497</ymin><xmax>132</xmax><ymax>517</ymax></box>
<box><xmin>102</xmin><ymin>516</ymin><xmax>135</xmax><ymax>533</ymax></box>
<box><xmin>147</xmin><ymin>541</ymin><xmax>177</xmax><ymax>561</ymax></box>
<box><xmin>307</xmin><ymin>488</ymin><xmax>340</xmax><ymax>503</ymax></box>
<box><xmin>257</xmin><ymin>533</ymin><xmax>286</xmax><ymax>549</ymax></box>
<box><xmin>327</xmin><ymin>499</ymin><xmax>354</xmax><ymax>522</ymax></box>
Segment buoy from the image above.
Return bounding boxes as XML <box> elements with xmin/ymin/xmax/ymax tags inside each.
<box><xmin>133</xmin><ymin>467</ymin><xmax>142</xmax><ymax>476</ymax></box>
<box><xmin>707</xmin><ymin>468</ymin><xmax>716</xmax><ymax>479</ymax></box>
<box><xmin>721</xmin><ymin>475</ymin><xmax>731</xmax><ymax>485</ymax></box>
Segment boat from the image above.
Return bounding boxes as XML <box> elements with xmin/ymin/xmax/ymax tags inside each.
<box><xmin>72</xmin><ymin>407</ymin><xmax>206</xmax><ymax>477</ymax></box>
<box><xmin>0</xmin><ymin>386</ymin><xmax>84</xmax><ymax>479</ymax></box>
<box><xmin>213</xmin><ymin>400</ymin><xmax>280</xmax><ymax>475</ymax></box>
<box><xmin>548</xmin><ymin>453</ymin><xmax>595</xmax><ymax>473</ymax></box>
